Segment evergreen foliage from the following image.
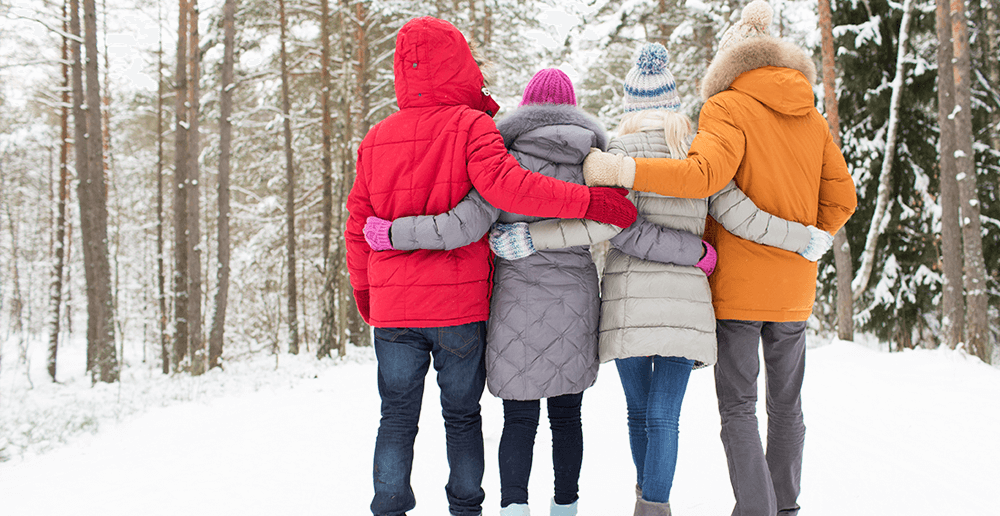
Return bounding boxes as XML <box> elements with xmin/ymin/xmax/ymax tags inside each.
<box><xmin>819</xmin><ymin>0</ymin><xmax>941</xmax><ymax>347</ymax></box>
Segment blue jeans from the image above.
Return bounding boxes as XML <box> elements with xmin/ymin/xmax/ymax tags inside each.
<box><xmin>371</xmin><ymin>323</ymin><xmax>487</xmax><ymax>516</ymax></box>
<box><xmin>615</xmin><ymin>355</ymin><xmax>694</xmax><ymax>503</ymax></box>
<box><xmin>498</xmin><ymin>392</ymin><xmax>584</xmax><ymax>507</ymax></box>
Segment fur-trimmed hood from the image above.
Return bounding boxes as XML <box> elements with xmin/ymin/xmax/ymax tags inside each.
<box><xmin>496</xmin><ymin>104</ymin><xmax>608</xmax><ymax>151</ymax></box>
<box><xmin>701</xmin><ymin>36</ymin><xmax>817</xmax><ymax>102</ymax></box>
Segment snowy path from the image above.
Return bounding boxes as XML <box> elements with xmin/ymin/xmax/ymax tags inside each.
<box><xmin>1</xmin><ymin>339</ymin><xmax>998</xmax><ymax>515</ymax></box>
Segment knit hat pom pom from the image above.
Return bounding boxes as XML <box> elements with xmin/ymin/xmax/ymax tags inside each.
<box><xmin>635</xmin><ymin>43</ymin><xmax>669</xmax><ymax>75</ymax></box>
<box><xmin>741</xmin><ymin>0</ymin><xmax>773</xmax><ymax>29</ymax></box>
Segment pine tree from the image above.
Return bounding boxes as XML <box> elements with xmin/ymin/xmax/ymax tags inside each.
<box><xmin>829</xmin><ymin>0</ymin><xmax>941</xmax><ymax>348</ymax></box>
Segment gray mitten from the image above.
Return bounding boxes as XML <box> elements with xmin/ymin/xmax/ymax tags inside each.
<box><xmin>489</xmin><ymin>222</ymin><xmax>536</xmax><ymax>260</ymax></box>
<box><xmin>799</xmin><ymin>226</ymin><xmax>833</xmax><ymax>261</ymax></box>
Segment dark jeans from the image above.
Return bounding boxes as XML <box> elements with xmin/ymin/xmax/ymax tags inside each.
<box><xmin>715</xmin><ymin>320</ymin><xmax>807</xmax><ymax>516</ymax></box>
<box><xmin>615</xmin><ymin>355</ymin><xmax>694</xmax><ymax>503</ymax></box>
<box><xmin>371</xmin><ymin>323</ymin><xmax>487</xmax><ymax>516</ymax></box>
<box><xmin>498</xmin><ymin>392</ymin><xmax>584</xmax><ymax>508</ymax></box>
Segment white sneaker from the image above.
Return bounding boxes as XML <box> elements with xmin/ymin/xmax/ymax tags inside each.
<box><xmin>550</xmin><ymin>498</ymin><xmax>578</xmax><ymax>516</ymax></box>
<box><xmin>500</xmin><ymin>503</ymin><xmax>530</xmax><ymax>516</ymax></box>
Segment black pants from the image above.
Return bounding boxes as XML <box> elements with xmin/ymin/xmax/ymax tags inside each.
<box><xmin>498</xmin><ymin>392</ymin><xmax>584</xmax><ymax>507</ymax></box>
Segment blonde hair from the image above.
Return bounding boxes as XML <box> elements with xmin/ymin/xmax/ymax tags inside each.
<box><xmin>615</xmin><ymin>110</ymin><xmax>693</xmax><ymax>159</ymax></box>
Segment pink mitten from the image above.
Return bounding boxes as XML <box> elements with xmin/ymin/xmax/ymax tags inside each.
<box><xmin>364</xmin><ymin>216</ymin><xmax>394</xmax><ymax>251</ymax></box>
<box><xmin>697</xmin><ymin>241</ymin><xmax>717</xmax><ymax>277</ymax></box>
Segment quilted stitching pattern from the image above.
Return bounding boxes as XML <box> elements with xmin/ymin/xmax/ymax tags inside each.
<box><xmin>599</xmin><ymin>131</ymin><xmax>717</xmax><ymax>366</ymax></box>
<box><xmin>483</xmin><ymin>106</ymin><xmax>604</xmax><ymax>400</ymax></box>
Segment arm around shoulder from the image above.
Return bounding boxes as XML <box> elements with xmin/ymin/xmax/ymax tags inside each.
<box><xmin>466</xmin><ymin>114</ymin><xmax>590</xmax><ymax>219</ymax></box>
<box><xmin>632</xmin><ymin>100</ymin><xmax>744</xmax><ymax>199</ymax></box>
<box><xmin>390</xmin><ymin>190</ymin><xmax>499</xmax><ymax>251</ymax></box>
<box><xmin>709</xmin><ymin>180</ymin><xmax>811</xmax><ymax>253</ymax></box>
<box><xmin>526</xmin><ymin>218</ymin><xmax>623</xmax><ymax>251</ymax></box>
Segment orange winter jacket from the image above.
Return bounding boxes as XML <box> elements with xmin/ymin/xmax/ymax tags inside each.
<box><xmin>632</xmin><ymin>37</ymin><xmax>857</xmax><ymax>322</ymax></box>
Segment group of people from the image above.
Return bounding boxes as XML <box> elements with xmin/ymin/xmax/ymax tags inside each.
<box><xmin>344</xmin><ymin>2</ymin><xmax>858</xmax><ymax>516</ymax></box>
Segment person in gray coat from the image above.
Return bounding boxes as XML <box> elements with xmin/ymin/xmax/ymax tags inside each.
<box><xmin>489</xmin><ymin>44</ymin><xmax>833</xmax><ymax>516</ymax></box>
<box><xmin>363</xmin><ymin>69</ymin><xmax>706</xmax><ymax>516</ymax></box>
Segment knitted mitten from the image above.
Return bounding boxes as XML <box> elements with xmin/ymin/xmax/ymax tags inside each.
<box><xmin>799</xmin><ymin>225</ymin><xmax>834</xmax><ymax>261</ymax></box>
<box><xmin>583</xmin><ymin>148</ymin><xmax>636</xmax><ymax>188</ymax></box>
<box><xmin>363</xmin><ymin>216</ymin><xmax>394</xmax><ymax>251</ymax></box>
<box><xmin>550</xmin><ymin>498</ymin><xmax>578</xmax><ymax>516</ymax></box>
<box><xmin>499</xmin><ymin>503</ymin><xmax>531</xmax><ymax>516</ymax></box>
<box><xmin>584</xmin><ymin>187</ymin><xmax>637</xmax><ymax>228</ymax></box>
<box><xmin>696</xmin><ymin>240</ymin><xmax>717</xmax><ymax>276</ymax></box>
<box><xmin>489</xmin><ymin>222</ymin><xmax>536</xmax><ymax>260</ymax></box>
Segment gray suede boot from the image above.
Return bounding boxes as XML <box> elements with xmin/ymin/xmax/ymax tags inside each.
<box><xmin>634</xmin><ymin>497</ymin><xmax>671</xmax><ymax>516</ymax></box>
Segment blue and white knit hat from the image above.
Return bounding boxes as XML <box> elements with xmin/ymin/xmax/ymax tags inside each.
<box><xmin>623</xmin><ymin>43</ymin><xmax>681</xmax><ymax>112</ymax></box>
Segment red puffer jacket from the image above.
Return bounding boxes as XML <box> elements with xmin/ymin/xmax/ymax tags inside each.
<box><xmin>345</xmin><ymin>17</ymin><xmax>593</xmax><ymax>328</ymax></box>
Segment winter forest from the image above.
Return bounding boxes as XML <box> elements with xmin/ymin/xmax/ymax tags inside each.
<box><xmin>0</xmin><ymin>0</ymin><xmax>998</xmax><ymax>496</ymax></box>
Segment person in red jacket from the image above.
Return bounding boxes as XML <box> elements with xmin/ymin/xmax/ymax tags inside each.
<box><xmin>344</xmin><ymin>16</ymin><xmax>637</xmax><ymax>516</ymax></box>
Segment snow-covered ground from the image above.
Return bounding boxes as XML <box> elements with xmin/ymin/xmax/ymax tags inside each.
<box><xmin>1</xmin><ymin>334</ymin><xmax>998</xmax><ymax>515</ymax></box>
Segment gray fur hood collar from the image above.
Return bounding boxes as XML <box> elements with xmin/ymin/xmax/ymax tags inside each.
<box><xmin>496</xmin><ymin>104</ymin><xmax>608</xmax><ymax>151</ymax></box>
<box><xmin>701</xmin><ymin>36</ymin><xmax>817</xmax><ymax>100</ymax></box>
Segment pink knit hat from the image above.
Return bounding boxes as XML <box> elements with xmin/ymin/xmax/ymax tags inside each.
<box><xmin>519</xmin><ymin>68</ymin><xmax>576</xmax><ymax>106</ymax></box>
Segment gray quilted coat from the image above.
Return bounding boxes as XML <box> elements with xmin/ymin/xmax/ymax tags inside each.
<box><xmin>389</xmin><ymin>104</ymin><xmax>608</xmax><ymax>400</ymax></box>
<box><xmin>485</xmin><ymin>104</ymin><xmax>608</xmax><ymax>400</ymax></box>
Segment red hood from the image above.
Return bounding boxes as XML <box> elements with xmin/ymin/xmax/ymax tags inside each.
<box><xmin>393</xmin><ymin>17</ymin><xmax>500</xmax><ymax>116</ymax></box>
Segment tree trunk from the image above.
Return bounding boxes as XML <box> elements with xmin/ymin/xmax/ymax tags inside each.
<box><xmin>49</xmin><ymin>1</ymin><xmax>71</xmax><ymax>382</ymax></box>
<box><xmin>483</xmin><ymin>0</ymin><xmax>491</xmax><ymax>46</ymax></box>
<box><xmin>187</xmin><ymin>0</ymin><xmax>204</xmax><ymax>375</ymax></box>
<box><xmin>819</xmin><ymin>0</ymin><xmax>855</xmax><ymax>341</ymax></box>
<box><xmin>317</xmin><ymin>0</ymin><xmax>338</xmax><ymax>359</ymax></box>
<box><xmin>279</xmin><ymin>0</ymin><xmax>300</xmax><ymax>355</ymax></box>
<box><xmin>3</xmin><ymin>184</ymin><xmax>26</xmax><ymax>360</ymax></box>
<box><xmin>937</xmin><ymin>0</ymin><xmax>965</xmax><ymax>349</ymax></box>
<box><xmin>988</xmin><ymin>1</ymin><xmax>1000</xmax><ymax>152</ymax></box>
<box><xmin>156</xmin><ymin>0</ymin><xmax>169</xmax><ymax>374</ymax></box>
<box><xmin>950</xmin><ymin>0</ymin><xmax>991</xmax><ymax>363</ymax></box>
<box><xmin>83</xmin><ymin>0</ymin><xmax>117</xmax><ymax>383</ymax></box>
<box><xmin>65</xmin><ymin>216</ymin><xmax>74</xmax><ymax>338</ymax></box>
<box><xmin>852</xmin><ymin>0</ymin><xmax>915</xmax><ymax>299</ymax></box>
<box><xmin>209</xmin><ymin>0</ymin><xmax>235</xmax><ymax>370</ymax></box>
<box><xmin>173</xmin><ymin>0</ymin><xmax>190</xmax><ymax>371</ymax></box>
<box><xmin>656</xmin><ymin>0</ymin><xmax>679</xmax><ymax>43</ymax></box>
<box><xmin>468</xmin><ymin>0</ymin><xmax>478</xmax><ymax>46</ymax></box>
<box><xmin>70</xmin><ymin>0</ymin><xmax>96</xmax><ymax>374</ymax></box>
<box><xmin>336</xmin><ymin>0</ymin><xmax>353</xmax><ymax>356</ymax></box>
<box><xmin>320</xmin><ymin>0</ymin><xmax>333</xmax><ymax>266</ymax></box>
<box><xmin>347</xmin><ymin>0</ymin><xmax>371</xmax><ymax>348</ymax></box>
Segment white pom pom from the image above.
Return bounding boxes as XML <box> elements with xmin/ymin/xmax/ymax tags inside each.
<box><xmin>741</xmin><ymin>0</ymin><xmax>773</xmax><ymax>29</ymax></box>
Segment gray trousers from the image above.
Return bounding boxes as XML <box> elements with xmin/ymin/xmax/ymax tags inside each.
<box><xmin>714</xmin><ymin>320</ymin><xmax>806</xmax><ymax>516</ymax></box>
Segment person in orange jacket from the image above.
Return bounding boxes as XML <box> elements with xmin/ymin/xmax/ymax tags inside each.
<box><xmin>582</xmin><ymin>2</ymin><xmax>857</xmax><ymax>515</ymax></box>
